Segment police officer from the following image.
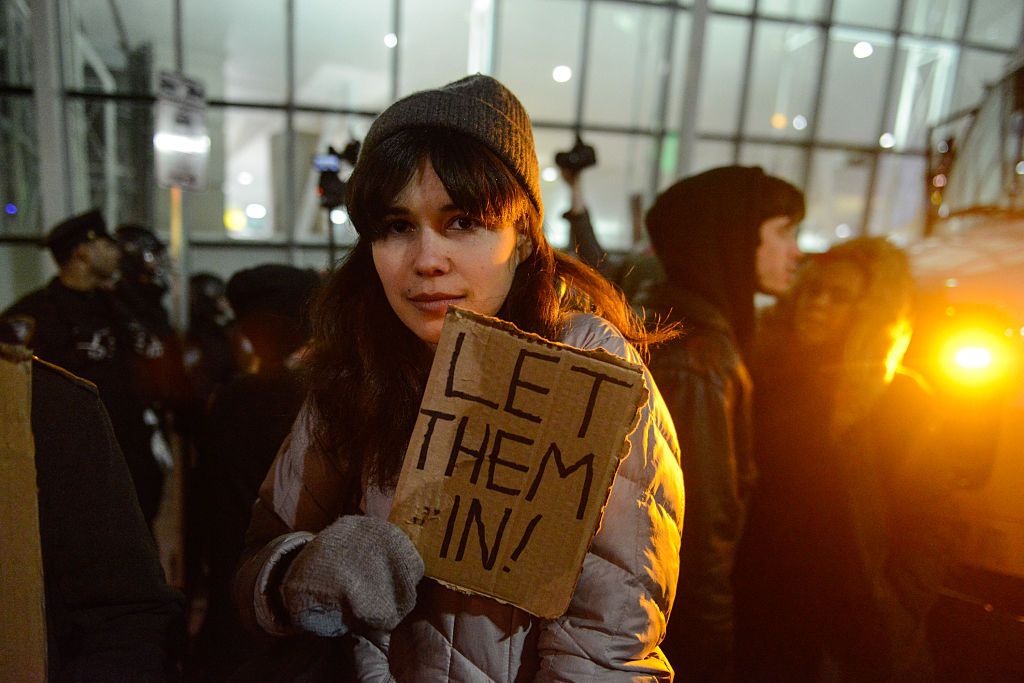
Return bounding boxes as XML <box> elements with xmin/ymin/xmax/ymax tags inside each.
<box><xmin>2</xmin><ymin>209</ymin><xmax>165</xmax><ymax>525</ymax></box>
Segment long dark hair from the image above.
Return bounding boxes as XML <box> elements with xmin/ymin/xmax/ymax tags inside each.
<box><xmin>307</xmin><ymin>127</ymin><xmax>672</xmax><ymax>487</ymax></box>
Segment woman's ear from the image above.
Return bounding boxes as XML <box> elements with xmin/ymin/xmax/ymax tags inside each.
<box><xmin>516</xmin><ymin>231</ymin><xmax>533</xmax><ymax>264</ymax></box>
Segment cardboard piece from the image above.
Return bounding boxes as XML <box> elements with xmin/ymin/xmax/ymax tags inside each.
<box><xmin>389</xmin><ymin>309</ymin><xmax>648</xmax><ymax>618</ymax></box>
<box><xmin>0</xmin><ymin>348</ymin><xmax>47</xmax><ymax>680</ymax></box>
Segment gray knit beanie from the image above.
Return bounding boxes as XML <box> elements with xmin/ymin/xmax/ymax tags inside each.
<box><xmin>357</xmin><ymin>74</ymin><xmax>542</xmax><ymax>222</ymax></box>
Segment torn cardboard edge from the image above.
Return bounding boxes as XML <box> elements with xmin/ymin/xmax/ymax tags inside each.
<box><xmin>389</xmin><ymin>308</ymin><xmax>649</xmax><ymax>618</ymax></box>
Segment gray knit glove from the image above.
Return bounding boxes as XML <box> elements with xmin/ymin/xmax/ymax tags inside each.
<box><xmin>279</xmin><ymin>515</ymin><xmax>424</xmax><ymax>637</ymax></box>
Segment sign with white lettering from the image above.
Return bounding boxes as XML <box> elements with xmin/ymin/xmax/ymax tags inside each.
<box><xmin>389</xmin><ymin>308</ymin><xmax>647</xmax><ymax>618</ymax></box>
<box><xmin>154</xmin><ymin>71</ymin><xmax>209</xmax><ymax>190</ymax></box>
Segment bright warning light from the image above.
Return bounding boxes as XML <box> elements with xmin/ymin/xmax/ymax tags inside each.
<box><xmin>938</xmin><ymin>328</ymin><xmax>1015</xmax><ymax>390</ymax></box>
<box><xmin>954</xmin><ymin>347</ymin><xmax>993</xmax><ymax>370</ymax></box>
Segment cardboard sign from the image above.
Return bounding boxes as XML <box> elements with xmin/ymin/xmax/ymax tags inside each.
<box><xmin>389</xmin><ymin>309</ymin><xmax>648</xmax><ymax>618</ymax></box>
<box><xmin>0</xmin><ymin>349</ymin><xmax>47</xmax><ymax>680</ymax></box>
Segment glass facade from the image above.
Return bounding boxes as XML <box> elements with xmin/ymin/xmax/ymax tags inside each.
<box><xmin>1</xmin><ymin>0</ymin><xmax>1021</xmax><ymax>295</ymax></box>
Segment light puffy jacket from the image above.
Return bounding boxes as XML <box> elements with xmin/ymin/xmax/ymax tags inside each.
<box><xmin>235</xmin><ymin>313</ymin><xmax>684</xmax><ymax>681</ymax></box>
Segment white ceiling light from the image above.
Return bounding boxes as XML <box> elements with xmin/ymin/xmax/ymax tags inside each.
<box><xmin>237</xmin><ymin>171</ymin><xmax>254</xmax><ymax>186</ymax></box>
<box><xmin>853</xmin><ymin>41</ymin><xmax>874</xmax><ymax>59</ymax></box>
<box><xmin>384</xmin><ymin>33</ymin><xmax>398</xmax><ymax>48</ymax></box>
<box><xmin>792</xmin><ymin>114</ymin><xmax>808</xmax><ymax>130</ymax></box>
<box><xmin>542</xmin><ymin>167</ymin><xmax>559</xmax><ymax>182</ymax></box>
<box><xmin>245</xmin><ymin>203</ymin><xmax>267</xmax><ymax>220</ymax></box>
<box><xmin>552</xmin><ymin>65</ymin><xmax>572</xmax><ymax>83</ymax></box>
<box><xmin>879</xmin><ymin>132</ymin><xmax>896</xmax><ymax>148</ymax></box>
<box><xmin>330</xmin><ymin>208</ymin><xmax>349</xmax><ymax>225</ymax></box>
<box><xmin>835</xmin><ymin>223</ymin><xmax>851</xmax><ymax>238</ymax></box>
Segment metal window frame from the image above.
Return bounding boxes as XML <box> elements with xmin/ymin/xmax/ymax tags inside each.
<box><xmin>4</xmin><ymin>0</ymin><xmax>1022</xmax><ymax>261</ymax></box>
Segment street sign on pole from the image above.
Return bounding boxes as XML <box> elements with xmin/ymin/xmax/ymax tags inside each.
<box><xmin>154</xmin><ymin>71</ymin><xmax>210</xmax><ymax>191</ymax></box>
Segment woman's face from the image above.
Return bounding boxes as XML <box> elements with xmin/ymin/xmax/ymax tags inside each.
<box><xmin>793</xmin><ymin>260</ymin><xmax>867</xmax><ymax>347</ymax></box>
<box><xmin>371</xmin><ymin>160</ymin><xmax>528</xmax><ymax>346</ymax></box>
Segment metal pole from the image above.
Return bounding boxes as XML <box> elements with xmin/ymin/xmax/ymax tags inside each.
<box><xmin>573</xmin><ymin>0</ymin><xmax>595</xmax><ymax>133</ymax></box>
<box><xmin>676</xmin><ymin>0</ymin><xmax>709</xmax><ymax>177</ymax></box>
<box><xmin>649</xmin><ymin>5</ymin><xmax>678</xmax><ymax>194</ymax></box>
<box><xmin>31</xmin><ymin>0</ymin><xmax>71</xmax><ymax>228</ymax></box>
<box><xmin>170</xmin><ymin>0</ymin><xmax>188</xmax><ymax>333</ymax></box>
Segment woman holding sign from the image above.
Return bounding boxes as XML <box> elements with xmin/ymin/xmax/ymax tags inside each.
<box><xmin>234</xmin><ymin>75</ymin><xmax>685</xmax><ymax>681</ymax></box>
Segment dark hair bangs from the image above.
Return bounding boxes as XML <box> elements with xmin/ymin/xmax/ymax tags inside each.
<box><xmin>347</xmin><ymin>127</ymin><xmax>533</xmax><ymax>239</ymax></box>
<box><xmin>759</xmin><ymin>175</ymin><xmax>807</xmax><ymax>225</ymax></box>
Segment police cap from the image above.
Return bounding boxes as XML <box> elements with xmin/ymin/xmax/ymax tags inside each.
<box><xmin>41</xmin><ymin>208</ymin><xmax>112</xmax><ymax>265</ymax></box>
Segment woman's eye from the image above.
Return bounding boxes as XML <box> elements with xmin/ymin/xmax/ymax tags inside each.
<box><xmin>450</xmin><ymin>216</ymin><xmax>482</xmax><ymax>231</ymax></box>
<box><xmin>383</xmin><ymin>220</ymin><xmax>415</xmax><ymax>236</ymax></box>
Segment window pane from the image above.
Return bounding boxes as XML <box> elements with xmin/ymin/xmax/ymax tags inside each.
<box><xmin>710</xmin><ymin>0</ymin><xmax>753</xmax><ymax>12</ymax></box>
<box><xmin>144</xmin><ymin>107</ymin><xmax>290</xmax><ymax>242</ymax></box>
<box><xmin>685</xmin><ymin>139</ymin><xmax>736</xmax><ymax>179</ymax></box>
<box><xmin>882</xmin><ymin>38</ymin><xmax>959</xmax><ymax>151</ymax></box>
<box><xmin>902</xmin><ymin>0</ymin><xmax>967</xmax><ymax>40</ymax></box>
<box><xmin>1</xmin><ymin>95</ymin><xmax>41</xmax><ymax>234</ymax></box>
<box><xmin>65</xmin><ymin>98</ymin><xmax>158</xmax><ymax>228</ymax></box>
<box><xmin>220</xmin><ymin>108</ymin><xmax>289</xmax><ymax>240</ymax></box>
<box><xmin>1</xmin><ymin>243</ymin><xmax>52</xmax><ymax>315</ymax></box>
<box><xmin>295</xmin><ymin>1</ymin><xmax>392</xmax><ymax>110</ymax></box>
<box><xmin>951</xmin><ymin>49</ymin><xmax>1012</xmax><ymax>114</ymax></box>
<box><xmin>64</xmin><ymin>0</ymin><xmax>175</xmax><ymax>95</ymax></box>
<box><xmin>497</xmin><ymin>0</ymin><xmax>583</xmax><ymax>125</ymax></box>
<box><xmin>833</xmin><ymin>0</ymin><xmax>899</xmax><ymax>31</ymax></box>
<box><xmin>744</xmin><ymin>23</ymin><xmax>822</xmax><ymax>142</ymax></box>
<box><xmin>738</xmin><ymin>143</ymin><xmax>807</xmax><ymax>188</ymax></box>
<box><xmin>869</xmin><ymin>153</ymin><xmax>926</xmax><ymax>241</ymax></box>
<box><xmin>540</xmin><ymin>130</ymin><xmax>656</xmax><ymax>252</ymax></box>
<box><xmin>1</xmin><ymin>3</ymin><xmax>33</xmax><ymax>87</ymax></box>
<box><xmin>697</xmin><ymin>16</ymin><xmax>751</xmax><ymax>135</ymax></box>
<box><xmin>184</xmin><ymin>0</ymin><xmax>286</xmax><ymax>102</ymax></box>
<box><xmin>583</xmin><ymin>3</ymin><xmax>672</xmax><ymax>130</ymax></box>
<box><xmin>817</xmin><ymin>30</ymin><xmax>893</xmax><ymax>146</ymax></box>
<box><xmin>967</xmin><ymin>0</ymin><xmax>1024</xmax><ymax>49</ymax></box>
<box><xmin>760</xmin><ymin>0</ymin><xmax>826</xmax><ymax>22</ymax></box>
<box><xmin>399</xmin><ymin>0</ymin><xmax>473</xmax><ymax>97</ymax></box>
<box><xmin>803</xmin><ymin>149</ymin><xmax>872</xmax><ymax>251</ymax></box>
<box><xmin>292</xmin><ymin>111</ymin><xmax>375</xmax><ymax>244</ymax></box>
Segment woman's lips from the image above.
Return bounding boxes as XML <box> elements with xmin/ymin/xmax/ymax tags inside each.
<box><xmin>408</xmin><ymin>295</ymin><xmax>464</xmax><ymax>314</ymax></box>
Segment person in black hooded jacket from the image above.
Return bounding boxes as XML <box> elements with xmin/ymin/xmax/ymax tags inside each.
<box><xmin>644</xmin><ymin>165</ymin><xmax>804</xmax><ymax>681</ymax></box>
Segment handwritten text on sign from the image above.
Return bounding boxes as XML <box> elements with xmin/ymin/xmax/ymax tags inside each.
<box><xmin>389</xmin><ymin>309</ymin><xmax>647</xmax><ymax>618</ymax></box>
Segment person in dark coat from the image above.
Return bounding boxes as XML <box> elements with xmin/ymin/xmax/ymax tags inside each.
<box><xmin>1</xmin><ymin>209</ymin><xmax>165</xmax><ymax>525</ymax></box>
<box><xmin>644</xmin><ymin>166</ymin><xmax>805</xmax><ymax>681</ymax></box>
<box><xmin>734</xmin><ymin>237</ymin><xmax>956</xmax><ymax>681</ymax></box>
<box><xmin>182</xmin><ymin>272</ymin><xmax>238</xmax><ymax>413</ymax></box>
<box><xmin>114</xmin><ymin>223</ymin><xmax>188</xmax><ymax>414</ymax></box>
<box><xmin>0</xmin><ymin>342</ymin><xmax>184</xmax><ymax>680</ymax></box>
<box><xmin>191</xmin><ymin>264</ymin><xmax>320</xmax><ymax>680</ymax></box>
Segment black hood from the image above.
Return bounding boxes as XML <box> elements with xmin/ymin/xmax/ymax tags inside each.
<box><xmin>646</xmin><ymin>165</ymin><xmax>773</xmax><ymax>351</ymax></box>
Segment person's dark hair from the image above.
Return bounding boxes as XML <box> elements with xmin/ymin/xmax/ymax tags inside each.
<box><xmin>227</xmin><ymin>265</ymin><xmax>321</xmax><ymax>365</ymax></box>
<box><xmin>307</xmin><ymin>127</ymin><xmax>670</xmax><ymax>487</ymax></box>
<box><xmin>757</xmin><ymin>175</ymin><xmax>806</xmax><ymax>226</ymax></box>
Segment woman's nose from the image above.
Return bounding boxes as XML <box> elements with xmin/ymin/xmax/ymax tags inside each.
<box><xmin>413</xmin><ymin>228</ymin><xmax>450</xmax><ymax>275</ymax></box>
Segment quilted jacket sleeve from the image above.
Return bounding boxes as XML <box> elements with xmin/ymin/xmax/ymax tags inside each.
<box><xmin>536</xmin><ymin>315</ymin><xmax>685</xmax><ymax>681</ymax></box>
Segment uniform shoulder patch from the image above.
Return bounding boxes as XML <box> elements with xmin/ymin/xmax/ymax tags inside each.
<box><xmin>0</xmin><ymin>314</ymin><xmax>36</xmax><ymax>345</ymax></box>
<box><xmin>32</xmin><ymin>357</ymin><xmax>99</xmax><ymax>395</ymax></box>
